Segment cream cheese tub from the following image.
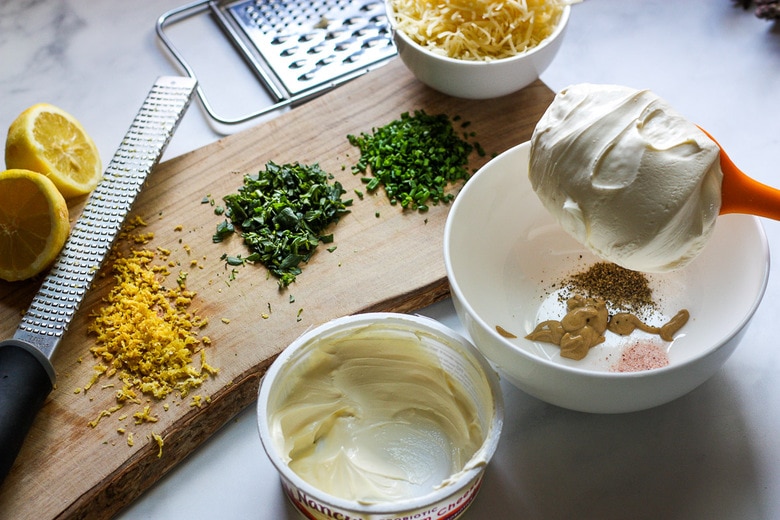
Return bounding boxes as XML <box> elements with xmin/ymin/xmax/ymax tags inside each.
<box><xmin>257</xmin><ymin>313</ymin><xmax>504</xmax><ymax>520</ymax></box>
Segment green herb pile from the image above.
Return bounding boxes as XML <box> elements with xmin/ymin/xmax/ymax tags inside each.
<box><xmin>347</xmin><ymin>110</ymin><xmax>482</xmax><ymax>211</ymax></box>
<box><xmin>213</xmin><ymin>161</ymin><xmax>351</xmax><ymax>288</ymax></box>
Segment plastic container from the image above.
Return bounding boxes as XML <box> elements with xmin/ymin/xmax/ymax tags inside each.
<box><xmin>257</xmin><ymin>312</ymin><xmax>504</xmax><ymax>519</ymax></box>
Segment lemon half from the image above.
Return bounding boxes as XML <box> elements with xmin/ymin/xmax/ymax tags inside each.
<box><xmin>6</xmin><ymin>103</ymin><xmax>102</xmax><ymax>199</ymax></box>
<box><xmin>0</xmin><ymin>169</ymin><xmax>70</xmax><ymax>281</ymax></box>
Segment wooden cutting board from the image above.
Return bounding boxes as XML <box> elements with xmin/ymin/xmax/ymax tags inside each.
<box><xmin>0</xmin><ymin>58</ymin><xmax>553</xmax><ymax>519</ymax></box>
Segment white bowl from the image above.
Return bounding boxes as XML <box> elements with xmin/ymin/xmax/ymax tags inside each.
<box><xmin>257</xmin><ymin>313</ymin><xmax>503</xmax><ymax>518</ymax></box>
<box><xmin>386</xmin><ymin>2</ymin><xmax>570</xmax><ymax>99</ymax></box>
<box><xmin>444</xmin><ymin>142</ymin><xmax>770</xmax><ymax>413</ymax></box>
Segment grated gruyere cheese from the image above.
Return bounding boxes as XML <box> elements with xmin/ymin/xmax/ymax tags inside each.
<box><xmin>391</xmin><ymin>0</ymin><xmax>570</xmax><ymax>61</ymax></box>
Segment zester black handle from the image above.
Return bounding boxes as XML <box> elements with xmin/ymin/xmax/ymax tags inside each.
<box><xmin>0</xmin><ymin>342</ymin><xmax>54</xmax><ymax>486</ymax></box>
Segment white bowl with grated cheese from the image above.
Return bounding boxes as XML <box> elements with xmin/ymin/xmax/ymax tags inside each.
<box><xmin>386</xmin><ymin>0</ymin><xmax>571</xmax><ymax>99</ymax></box>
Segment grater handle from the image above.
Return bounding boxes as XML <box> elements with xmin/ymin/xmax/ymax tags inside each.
<box><xmin>0</xmin><ymin>341</ymin><xmax>53</xmax><ymax>485</ymax></box>
<box><xmin>156</xmin><ymin>1</ymin><xmax>395</xmax><ymax>129</ymax></box>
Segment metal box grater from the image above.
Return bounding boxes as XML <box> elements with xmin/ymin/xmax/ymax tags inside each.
<box><xmin>157</xmin><ymin>0</ymin><xmax>397</xmax><ymax>126</ymax></box>
<box><xmin>223</xmin><ymin>0</ymin><xmax>395</xmax><ymax>96</ymax></box>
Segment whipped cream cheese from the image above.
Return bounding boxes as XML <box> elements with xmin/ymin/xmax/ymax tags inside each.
<box><xmin>267</xmin><ymin>323</ymin><xmax>485</xmax><ymax>504</ymax></box>
<box><xmin>529</xmin><ymin>83</ymin><xmax>723</xmax><ymax>272</ymax></box>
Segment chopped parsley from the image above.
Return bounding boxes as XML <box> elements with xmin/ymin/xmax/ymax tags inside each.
<box><xmin>213</xmin><ymin>161</ymin><xmax>351</xmax><ymax>288</ymax></box>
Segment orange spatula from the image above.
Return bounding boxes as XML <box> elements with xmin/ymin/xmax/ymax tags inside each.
<box><xmin>699</xmin><ymin>127</ymin><xmax>780</xmax><ymax>219</ymax></box>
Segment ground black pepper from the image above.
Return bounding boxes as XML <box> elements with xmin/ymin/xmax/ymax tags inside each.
<box><xmin>561</xmin><ymin>261</ymin><xmax>655</xmax><ymax>314</ymax></box>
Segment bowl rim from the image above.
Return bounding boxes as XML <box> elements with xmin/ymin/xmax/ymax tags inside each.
<box><xmin>385</xmin><ymin>1</ymin><xmax>571</xmax><ymax>66</ymax></box>
<box><xmin>443</xmin><ymin>141</ymin><xmax>771</xmax><ymax>380</ymax></box>
<box><xmin>256</xmin><ymin>311</ymin><xmax>505</xmax><ymax>514</ymax></box>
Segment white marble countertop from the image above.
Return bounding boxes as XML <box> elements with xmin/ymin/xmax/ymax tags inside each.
<box><xmin>3</xmin><ymin>0</ymin><xmax>780</xmax><ymax>518</ymax></box>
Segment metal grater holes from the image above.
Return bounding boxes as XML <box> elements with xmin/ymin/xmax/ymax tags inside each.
<box><xmin>226</xmin><ymin>0</ymin><xmax>395</xmax><ymax>95</ymax></box>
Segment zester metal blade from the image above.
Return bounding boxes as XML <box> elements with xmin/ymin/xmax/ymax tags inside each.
<box><xmin>0</xmin><ymin>76</ymin><xmax>196</xmax><ymax>486</ymax></box>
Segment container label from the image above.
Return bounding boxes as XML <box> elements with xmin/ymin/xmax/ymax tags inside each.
<box><xmin>281</xmin><ymin>474</ymin><xmax>483</xmax><ymax>520</ymax></box>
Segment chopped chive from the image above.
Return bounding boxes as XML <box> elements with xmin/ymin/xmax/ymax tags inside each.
<box><xmin>347</xmin><ymin>110</ymin><xmax>476</xmax><ymax>212</ymax></box>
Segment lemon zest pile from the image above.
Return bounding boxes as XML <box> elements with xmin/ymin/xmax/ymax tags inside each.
<box><xmin>87</xmin><ymin>248</ymin><xmax>216</xmax><ymax>399</ymax></box>
<box><xmin>84</xmin><ymin>218</ymin><xmax>218</xmax><ymax>433</ymax></box>
<box><xmin>391</xmin><ymin>0</ymin><xmax>570</xmax><ymax>61</ymax></box>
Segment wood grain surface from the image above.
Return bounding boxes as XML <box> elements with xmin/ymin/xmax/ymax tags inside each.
<box><xmin>0</xmin><ymin>58</ymin><xmax>553</xmax><ymax>519</ymax></box>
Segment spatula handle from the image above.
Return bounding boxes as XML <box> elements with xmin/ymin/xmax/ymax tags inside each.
<box><xmin>0</xmin><ymin>341</ymin><xmax>54</xmax><ymax>486</ymax></box>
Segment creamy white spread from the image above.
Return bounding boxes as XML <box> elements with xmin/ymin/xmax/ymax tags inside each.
<box><xmin>267</xmin><ymin>324</ymin><xmax>485</xmax><ymax>504</ymax></box>
<box><xmin>529</xmin><ymin>83</ymin><xmax>723</xmax><ymax>272</ymax></box>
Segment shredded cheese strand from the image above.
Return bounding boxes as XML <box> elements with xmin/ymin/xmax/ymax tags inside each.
<box><xmin>392</xmin><ymin>0</ymin><xmax>569</xmax><ymax>61</ymax></box>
